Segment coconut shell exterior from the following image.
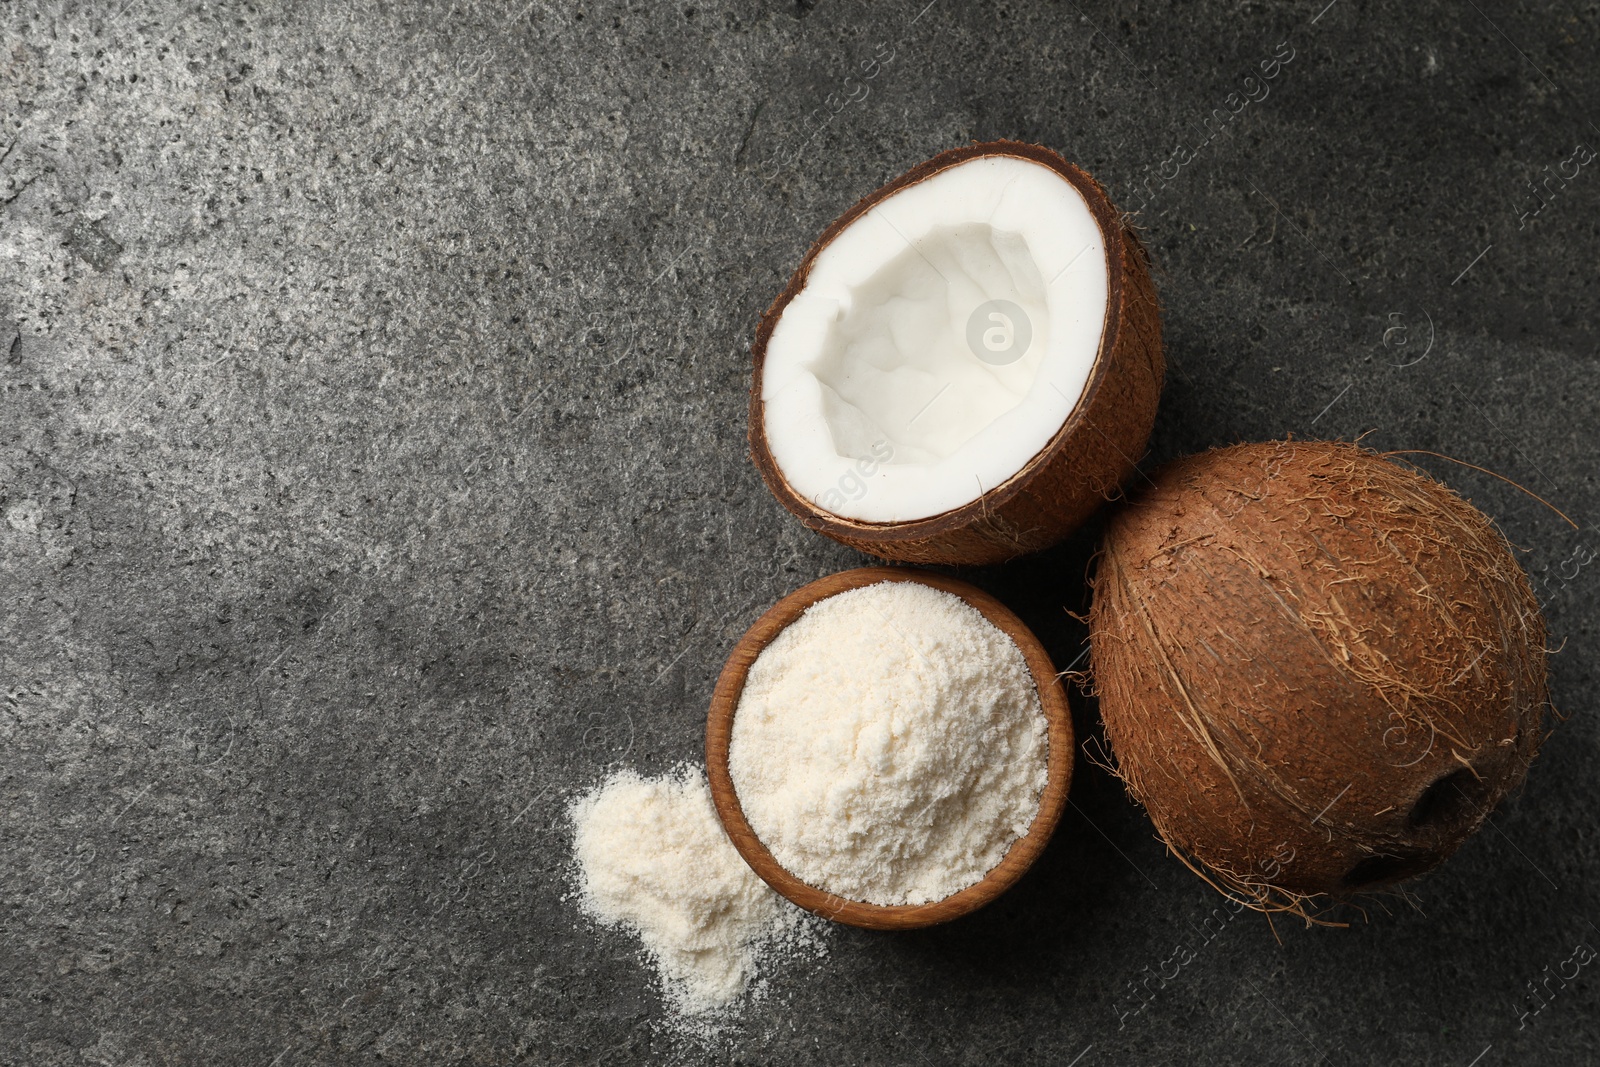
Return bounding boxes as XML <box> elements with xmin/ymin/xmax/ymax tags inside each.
<box><xmin>1090</xmin><ymin>440</ymin><xmax>1549</xmax><ymax>902</ymax></box>
<box><xmin>749</xmin><ymin>141</ymin><xmax>1164</xmax><ymax>566</ymax></box>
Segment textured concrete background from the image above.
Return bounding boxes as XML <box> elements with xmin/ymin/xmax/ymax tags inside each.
<box><xmin>3</xmin><ymin>0</ymin><xmax>1599</xmax><ymax>1063</ymax></box>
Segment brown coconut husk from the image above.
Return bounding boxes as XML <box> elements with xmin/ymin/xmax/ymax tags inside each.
<box><xmin>748</xmin><ymin>141</ymin><xmax>1165</xmax><ymax>566</ymax></box>
<box><xmin>1088</xmin><ymin>439</ymin><xmax>1550</xmax><ymax>919</ymax></box>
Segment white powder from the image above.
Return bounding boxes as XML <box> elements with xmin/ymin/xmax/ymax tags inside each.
<box><xmin>569</xmin><ymin>764</ymin><xmax>823</xmax><ymax>1020</ymax></box>
<box><xmin>728</xmin><ymin>580</ymin><xmax>1048</xmax><ymax>906</ymax></box>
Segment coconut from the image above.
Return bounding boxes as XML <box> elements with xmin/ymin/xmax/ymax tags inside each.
<box><xmin>1089</xmin><ymin>440</ymin><xmax>1550</xmax><ymax>909</ymax></box>
<box><xmin>749</xmin><ymin>142</ymin><xmax>1164</xmax><ymax>566</ymax></box>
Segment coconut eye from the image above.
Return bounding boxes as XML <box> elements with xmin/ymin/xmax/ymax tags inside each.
<box><xmin>1341</xmin><ymin>851</ymin><xmax>1431</xmax><ymax>890</ymax></box>
<box><xmin>1407</xmin><ymin>767</ymin><xmax>1481</xmax><ymax>830</ymax></box>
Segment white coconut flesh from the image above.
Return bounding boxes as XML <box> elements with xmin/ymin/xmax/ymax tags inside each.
<box><xmin>761</xmin><ymin>154</ymin><xmax>1111</xmax><ymax>524</ymax></box>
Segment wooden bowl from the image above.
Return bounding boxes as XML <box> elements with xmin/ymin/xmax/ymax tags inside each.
<box><xmin>704</xmin><ymin>566</ymin><xmax>1074</xmax><ymax>930</ymax></box>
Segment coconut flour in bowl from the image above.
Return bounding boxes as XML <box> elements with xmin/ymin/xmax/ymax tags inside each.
<box><xmin>727</xmin><ymin>580</ymin><xmax>1049</xmax><ymax>906</ymax></box>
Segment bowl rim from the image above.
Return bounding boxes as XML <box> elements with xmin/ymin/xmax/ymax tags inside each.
<box><xmin>704</xmin><ymin>565</ymin><xmax>1074</xmax><ymax>930</ymax></box>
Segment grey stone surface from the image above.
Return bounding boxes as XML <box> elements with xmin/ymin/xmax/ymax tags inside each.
<box><xmin>3</xmin><ymin>0</ymin><xmax>1599</xmax><ymax>1063</ymax></box>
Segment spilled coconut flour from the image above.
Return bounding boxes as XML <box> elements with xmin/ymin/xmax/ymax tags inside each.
<box><xmin>568</xmin><ymin>765</ymin><xmax>825</xmax><ymax>1022</ymax></box>
<box><xmin>730</xmin><ymin>580</ymin><xmax>1048</xmax><ymax>905</ymax></box>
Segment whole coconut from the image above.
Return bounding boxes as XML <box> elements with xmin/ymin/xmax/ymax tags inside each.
<box><xmin>1089</xmin><ymin>440</ymin><xmax>1549</xmax><ymax>908</ymax></box>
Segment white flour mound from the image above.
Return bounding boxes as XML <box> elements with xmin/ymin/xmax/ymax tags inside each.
<box><xmin>729</xmin><ymin>580</ymin><xmax>1048</xmax><ymax>906</ymax></box>
<box><xmin>569</xmin><ymin>765</ymin><xmax>823</xmax><ymax>1020</ymax></box>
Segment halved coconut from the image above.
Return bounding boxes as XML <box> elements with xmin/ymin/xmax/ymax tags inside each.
<box><xmin>749</xmin><ymin>141</ymin><xmax>1164</xmax><ymax>566</ymax></box>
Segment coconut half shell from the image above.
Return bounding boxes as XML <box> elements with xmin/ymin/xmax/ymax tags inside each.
<box><xmin>1089</xmin><ymin>440</ymin><xmax>1550</xmax><ymax>910</ymax></box>
<box><xmin>749</xmin><ymin>141</ymin><xmax>1164</xmax><ymax>566</ymax></box>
